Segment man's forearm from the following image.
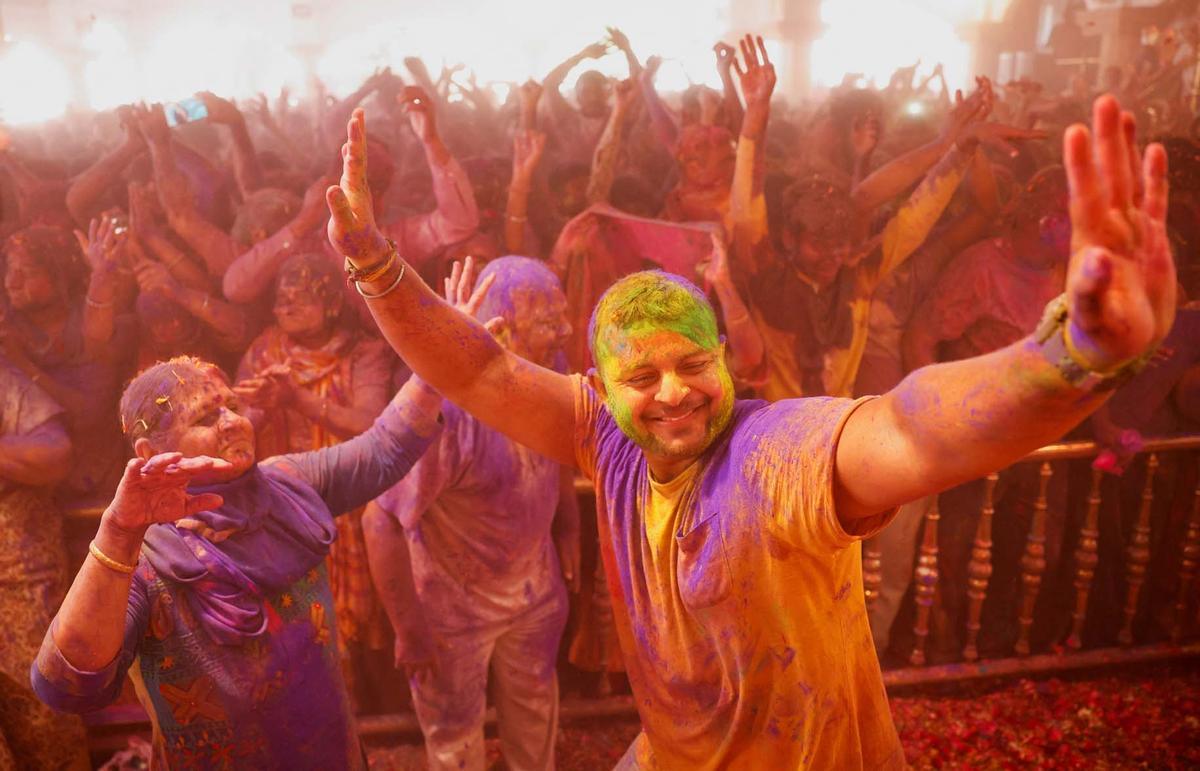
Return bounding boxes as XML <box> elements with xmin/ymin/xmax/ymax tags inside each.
<box><xmin>228</xmin><ymin>121</ymin><xmax>263</xmax><ymax>195</ymax></box>
<box><xmin>544</xmin><ymin>53</ymin><xmax>585</xmax><ymax>92</ymax></box>
<box><xmin>718</xmin><ymin>69</ymin><xmax>744</xmax><ymax>132</ymax></box>
<box><xmin>362</xmin><ymin>502</ymin><xmax>431</xmax><ymax>654</ymax></box>
<box><xmin>66</xmin><ymin>142</ymin><xmax>141</xmax><ymax>226</ymax></box>
<box><xmin>222</xmin><ymin>223</ymin><xmax>302</xmax><ymax>301</ymax></box>
<box><xmin>839</xmin><ymin>335</ymin><xmax>1107</xmax><ymax>518</ymax></box>
<box><xmin>505</xmin><ymin>179</ymin><xmax>532</xmax><ymax>254</ymax></box>
<box><xmin>360</xmin><ymin>255</ymin><xmax>508</xmax><ymax>401</ymax></box>
<box><xmin>587</xmin><ymin>106</ymin><xmax>628</xmax><ymax>204</ymax></box>
<box><xmin>852</xmin><ymin>138</ymin><xmax>951</xmax><ymax>213</ymax></box>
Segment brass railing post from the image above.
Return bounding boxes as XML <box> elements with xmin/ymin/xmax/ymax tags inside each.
<box><xmin>963</xmin><ymin>474</ymin><xmax>998</xmax><ymax>662</ymax></box>
<box><xmin>1015</xmin><ymin>463</ymin><xmax>1053</xmax><ymax>656</ymax></box>
<box><xmin>1066</xmin><ymin>467</ymin><xmax>1104</xmax><ymax>650</ymax></box>
<box><xmin>862</xmin><ymin>539</ymin><xmax>882</xmax><ymax>611</ymax></box>
<box><xmin>1119</xmin><ymin>454</ymin><xmax>1159</xmax><ymax>647</ymax></box>
<box><xmin>1171</xmin><ymin>458</ymin><xmax>1200</xmax><ymax>644</ymax></box>
<box><xmin>909</xmin><ymin>497</ymin><xmax>941</xmax><ymax>667</ymax></box>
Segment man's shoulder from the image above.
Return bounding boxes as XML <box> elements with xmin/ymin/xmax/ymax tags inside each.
<box><xmin>730</xmin><ymin>396</ymin><xmax>856</xmax><ymax>443</ymax></box>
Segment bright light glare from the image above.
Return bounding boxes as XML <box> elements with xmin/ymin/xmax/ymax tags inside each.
<box><xmin>811</xmin><ymin>0</ymin><xmax>970</xmax><ymax>91</ymax></box>
<box><xmin>7</xmin><ymin>0</ymin><xmax>730</xmax><ymax>124</ymax></box>
<box><xmin>317</xmin><ymin>0</ymin><xmax>725</xmax><ymax>97</ymax></box>
<box><xmin>0</xmin><ymin>42</ymin><xmax>73</xmax><ymax>125</ymax></box>
<box><xmin>83</xmin><ymin>21</ymin><xmax>135</xmax><ymax>111</ymax></box>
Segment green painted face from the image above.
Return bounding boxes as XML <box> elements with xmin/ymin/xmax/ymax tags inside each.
<box><xmin>588</xmin><ymin>271</ymin><xmax>732</xmax><ymax>478</ymax></box>
<box><xmin>596</xmin><ymin>325</ymin><xmax>735</xmax><ymax>478</ymax></box>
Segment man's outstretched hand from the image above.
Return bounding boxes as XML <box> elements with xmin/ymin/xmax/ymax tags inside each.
<box><xmin>1064</xmin><ymin>94</ymin><xmax>1175</xmax><ymax>373</ymax></box>
<box><xmin>327</xmin><ymin>108</ymin><xmax>388</xmax><ymax>269</ymax></box>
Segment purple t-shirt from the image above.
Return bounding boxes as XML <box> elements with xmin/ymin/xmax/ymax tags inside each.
<box><xmin>572</xmin><ymin>375</ymin><xmax>902</xmax><ymax>769</ymax></box>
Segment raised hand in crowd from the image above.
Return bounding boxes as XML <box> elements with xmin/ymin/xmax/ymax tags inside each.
<box><xmin>400</xmin><ymin>85</ymin><xmax>450</xmax><ymax>165</ymax></box>
<box><xmin>518</xmin><ymin>79</ymin><xmax>544</xmax><ymax>130</ymax></box>
<box><xmin>733</xmin><ymin>34</ymin><xmax>776</xmax><ymax>140</ymax></box>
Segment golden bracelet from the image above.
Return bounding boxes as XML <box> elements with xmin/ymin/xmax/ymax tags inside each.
<box><xmin>89</xmin><ymin>540</ymin><xmax>137</xmax><ymax>575</ymax></box>
<box><xmin>344</xmin><ymin>239</ymin><xmax>399</xmax><ymax>284</ymax></box>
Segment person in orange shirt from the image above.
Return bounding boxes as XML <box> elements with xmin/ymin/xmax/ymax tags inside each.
<box><xmin>325</xmin><ymin>77</ymin><xmax>1175</xmax><ymax>766</ymax></box>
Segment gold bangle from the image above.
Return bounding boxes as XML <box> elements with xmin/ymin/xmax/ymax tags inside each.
<box><xmin>345</xmin><ymin>239</ymin><xmax>399</xmax><ymax>284</ymax></box>
<box><xmin>357</xmin><ymin>251</ymin><xmax>397</xmax><ymax>284</ymax></box>
<box><xmin>89</xmin><ymin>540</ymin><xmax>137</xmax><ymax>575</ymax></box>
<box><xmin>356</xmin><ymin>262</ymin><xmax>406</xmax><ymax>300</ymax></box>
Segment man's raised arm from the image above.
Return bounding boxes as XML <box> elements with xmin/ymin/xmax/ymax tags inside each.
<box><xmin>834</xmin><ymin>95</ymin><xmax>1175</xmax><ymax>523</ymax></box>
<box><xmin>325</xmin><ymin>109</ymin><xmax>578</xmax><ymax>468</ymax></box>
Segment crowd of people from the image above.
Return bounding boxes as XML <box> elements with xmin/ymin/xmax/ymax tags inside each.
<box><xmin>1</xmin><ymin>8</ymin><xmax>1198</xmax><ymax>770</ymax></box>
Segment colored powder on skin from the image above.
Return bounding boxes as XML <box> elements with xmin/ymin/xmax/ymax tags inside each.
<box><xmin>476</xmin><ymin>256</ymin><xmax>562</xmax><ymax>325</ymax></box>
<box><xmin>589</xmin><ymin>271</ymin><xmax>719</xmax><ymax>368</ymax></box>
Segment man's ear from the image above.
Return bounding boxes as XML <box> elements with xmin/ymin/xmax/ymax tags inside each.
<box><xmin>133</xmin><ymin>437</ymin><xmax>155</xmax><ymax>461</ymax></box>
<box><xmin>587</xmin><ymin>367</ymin><xmax>608</xmax><ymax>401</ymax></box>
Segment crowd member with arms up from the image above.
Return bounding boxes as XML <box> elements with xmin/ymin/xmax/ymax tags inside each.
<box><xmin>223</xmin><ymin>85</ymin><xmax>479</xmax><ymax>308</ymax></box>
<box><xmin>325</xmin><ymin>76</ymin><xmax>1174</xmax><ymax>767</ymax></box>
<box><xmin>730</xmin><ymin>37</ymin><xmax>1046</xmax><ymax>400</ymax></box>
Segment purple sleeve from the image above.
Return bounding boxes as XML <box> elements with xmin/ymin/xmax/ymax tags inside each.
<box><xmin>31</xmin><ymin>571</ymin><xmax>150</xmax><ymax>714</ymax></box>
<box><xmin>264</xmin><ymin>394</ymin><xmax>441</xmax><ymax>516</ymax></box>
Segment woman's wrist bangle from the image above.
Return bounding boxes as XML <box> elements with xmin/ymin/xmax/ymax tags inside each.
<box><xmin>86</xmin><ymin>295</ymin><xmax>114</xmax><ymax>309</ymax></box>
<box><xmin>89</xmin><ymin>540</ymin><xmax>137</xmax><ymax>575</ymax></box>
<box><xmin>506</xmin><ymin>214</ymin><xmax>528</xmax><ymax>223</ymax></box>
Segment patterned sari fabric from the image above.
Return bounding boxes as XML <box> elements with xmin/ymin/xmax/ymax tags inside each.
<box><xmin>239</xmin><ymin>326</ymin><xmax>393</xmax><ymax>686</ymax></box>
<box><xmin>32</xmin><ymin>398</ymin><xmax>439</xmax><ymax>770</ymax></box>
<box><xmin>0</xmin><ymin>366</ymin><xmax>88</xmax><ymax>770</ymax></box>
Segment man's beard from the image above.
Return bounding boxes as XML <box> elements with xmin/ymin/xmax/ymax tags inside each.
<box><xmin>608</xmin><ymin>381</ymin><xmax>735</xmax><ymax>462</ymax></box>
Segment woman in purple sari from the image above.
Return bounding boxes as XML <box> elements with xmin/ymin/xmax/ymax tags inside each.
<box><xmin>30</xmin><ymin>356</ymin><xmax>442</xmax><ymax>769</ymax></box>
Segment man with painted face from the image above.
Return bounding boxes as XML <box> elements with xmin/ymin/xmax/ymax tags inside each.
<box><xmin>30</xmin><ymin>356</ymin><xmax>441</xmax><ymax>769</ymax></box>
<box><xmin>363</xmin><ymin>256</ymin><xmax>578</xmax><ymax>771</ymax></box>
<box><xmin>326</xmin><ymin>86</ymin><xmax>1175</xmax><ymax>767</ymax></box>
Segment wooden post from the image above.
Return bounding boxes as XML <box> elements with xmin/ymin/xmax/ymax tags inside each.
<box><xmin>1171</xmin><ymin>458</ymin><xmax>1200</xmax><ymax>644</ymax></box>
<box><xmin>910</xmin><ymin>497</ymin><xmax>941</xmax><ymax>667</ymax></box>
<box><xmin>1119</xmin><ymin>454</ymin><xmax>1159</xmax><ymax>647</ymax></box>
<box><xmin>1067</xmin><ymin>467</ymin><xmax>1104</xmax><ymax>650</ymax></box>
<box><xmin>1016</xmin><ymin>463</ymin><xmax>1053</xmax><ymax>657</ymax></box>
<box><xmin>963</xmin><ymin>474</ymin><xmax>999</xmax><ymax>662</ymax></box>
<box><xmin>862</xmin><ymin>539</ymin><xmax>882</xmax><ymax>611</ymax></box>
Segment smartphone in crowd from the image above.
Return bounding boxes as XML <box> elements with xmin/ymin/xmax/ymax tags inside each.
<box><xmin>164</xmin><ymin>97</ymin><xmax>208</xmax><ymax>127</ymax></box>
